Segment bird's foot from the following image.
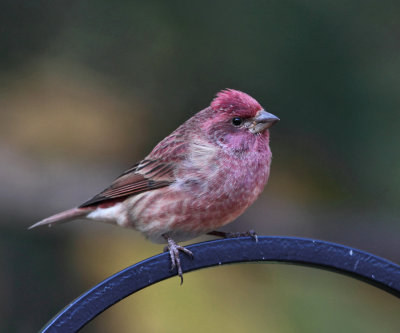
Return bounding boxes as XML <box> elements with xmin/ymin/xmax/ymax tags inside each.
<box><xmin>208</xmin><ymin>230</ymin><xmax>258</xmax><ymax>243</ymax></box>
<box><xmin>163</xmin><ymin>235</ymin><xmax>193</xmax><ymax>284</ymax></box>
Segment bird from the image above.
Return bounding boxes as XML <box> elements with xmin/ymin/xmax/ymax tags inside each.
<box><xmin>29</xmin><ymin>89</ymin><xmax>279</xmax><ymax>283</ymax></box>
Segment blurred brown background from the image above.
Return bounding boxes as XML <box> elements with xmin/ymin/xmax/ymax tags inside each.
<box><xmin>1</xmin><ymin>1</ymin><xmax>399</xmax><ymax>332</ymax></box>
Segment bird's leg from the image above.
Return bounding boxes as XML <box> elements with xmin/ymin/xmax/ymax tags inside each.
<box><xmin>162</xmin><ymin>234</ymin><xmax>194</xmax><ymax>284</ymax></box>
<box><xmin>207</xmin><ymin>230</ymin><xmax>258</xmax><ymax>243</ymax></box>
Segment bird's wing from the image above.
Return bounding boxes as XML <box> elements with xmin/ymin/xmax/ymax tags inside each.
<box><xmin>79</xmin><ymin>159</ymin><xmax>175</xmax><ymax>207</ymax></box>
<box><xmin>79</xmin><ymin>130</ymin><xmax>189</xmax><ymax>208</ymax></box>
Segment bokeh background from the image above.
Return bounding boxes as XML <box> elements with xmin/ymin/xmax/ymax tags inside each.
<box><xmin>1</xmin><ymin>1</ymin><xmax>400</xmax><ymax>332</ymax></box>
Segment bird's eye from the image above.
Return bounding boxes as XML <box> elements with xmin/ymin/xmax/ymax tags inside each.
<box><xmin>231</xmin><ymin>117</ymin><xmax>243</xmax><ymax>126</ymax></box>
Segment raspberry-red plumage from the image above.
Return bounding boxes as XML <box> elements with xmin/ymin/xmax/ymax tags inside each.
<box><xmin>211</xmin><ymin>89</ymin><xmax>262</xmax><ymax>117</ymax></box>
<box><xmin>31</xmin><ymin>89</ymin><xmax>277</xmax><ymax>245</ymax></box>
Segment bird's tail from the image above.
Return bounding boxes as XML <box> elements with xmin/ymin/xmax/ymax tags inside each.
<box><xmin>28</xmin><ymin>207</ymin><xmax>94</xmax><ymax>229</ymax></box>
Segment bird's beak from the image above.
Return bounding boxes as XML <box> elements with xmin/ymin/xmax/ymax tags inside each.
<box><xmin>251</xmin><ymin>109</ymin><xmax>280</xmax><ymax>133</ymax></box>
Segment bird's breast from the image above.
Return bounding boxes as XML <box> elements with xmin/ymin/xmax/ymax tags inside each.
<box><xmin>129</xmin><ymin>140</ymin><xmax>272</xmax><ymax>242</ymax></box>
<box><xmin>177</xmin><ymin>145</ymin><xmax>271</xmax><ymax>212</ymax></box>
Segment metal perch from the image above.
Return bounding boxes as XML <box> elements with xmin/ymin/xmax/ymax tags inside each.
<box><xmin>40</xmin><ymin>236</ymin><xmax>400</xmax><ymax>332</ymax></box>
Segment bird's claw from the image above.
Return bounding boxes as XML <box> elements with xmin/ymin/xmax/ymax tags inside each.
<box><xmin>247</xmin><ymin>229</ymin><xmax>258</xmax><ymax>243</ymax></box>
<box><xmin>208</xmin><ymin>230</ymin><xmax>258</xmax><ymax>243</ymax></box>
<box><xmin>227</xmin><ymin>230</ymin><xmax>258</xmax><ymax>243</ymax></box>
<box><xmin>165</xmin><ymin>236</ymin><xmax>193</xmax><ymax>284</ymax></box>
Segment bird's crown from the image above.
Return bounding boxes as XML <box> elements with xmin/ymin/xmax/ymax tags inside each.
<box><xmin>211</xmin><ymin>89</ymin><xmax>262</xmax><ymax>118</ymax></box>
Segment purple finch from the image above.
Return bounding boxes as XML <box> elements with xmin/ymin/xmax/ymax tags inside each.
<box><xmin>30</xmin><ymin>89</ymin><xmax>279</xmax><ymax>282</ymax></box>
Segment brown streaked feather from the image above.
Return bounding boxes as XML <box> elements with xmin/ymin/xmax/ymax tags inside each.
<box><xmin>79</xmin><ymin>160</ymin><xmax>175</xmax><ymax>207</ymax></box>
<box><xmin>79</xmin><ymin>122</ymin><xmax>189</xmax><ymax>208</ymax></box>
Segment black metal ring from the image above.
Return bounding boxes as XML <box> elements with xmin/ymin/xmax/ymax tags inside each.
<box><xmin>40</xmin><ymin>236</ymin><xmax>400</xmax><ymax>332</ymax></box>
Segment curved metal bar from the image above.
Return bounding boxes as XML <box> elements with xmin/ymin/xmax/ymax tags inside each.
<box><xmin>40</xmin><ymin>236</ymin><xmax>400</xmax><ymax>332</ymax></box>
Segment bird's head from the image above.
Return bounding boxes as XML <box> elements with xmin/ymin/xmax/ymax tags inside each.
<box><xmin>201</xmin><ymin>89</ymin><xmax>279</xmax><ymax>152</ymax></box>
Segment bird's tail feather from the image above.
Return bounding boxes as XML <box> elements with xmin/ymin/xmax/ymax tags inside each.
<box><xmin>28</xmin><ymin>207</ymin><xmax>94</xmax><ymax>229</ymax></box>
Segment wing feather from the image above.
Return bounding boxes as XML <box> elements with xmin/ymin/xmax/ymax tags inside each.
<box><xmin>79</xmin><ymin>160</ymin><xmax>174</xmax><ymax>207</ymax></box>
<box><xmin>79</xmin><ymin>125</ymin><xmax>189</xmax><ymax>208</ymax></box>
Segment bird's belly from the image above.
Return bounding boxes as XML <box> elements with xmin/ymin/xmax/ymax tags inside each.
<box><xmin>128</xmin><ymin>175</ymin><xmax>264</xmax><ymax>243</ymax></box>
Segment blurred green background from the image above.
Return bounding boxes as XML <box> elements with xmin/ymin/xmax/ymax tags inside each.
<box><xmin>1</xmin><ymin>1</ymin><xmax>399</xmax><ymax>332</ymax></box>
